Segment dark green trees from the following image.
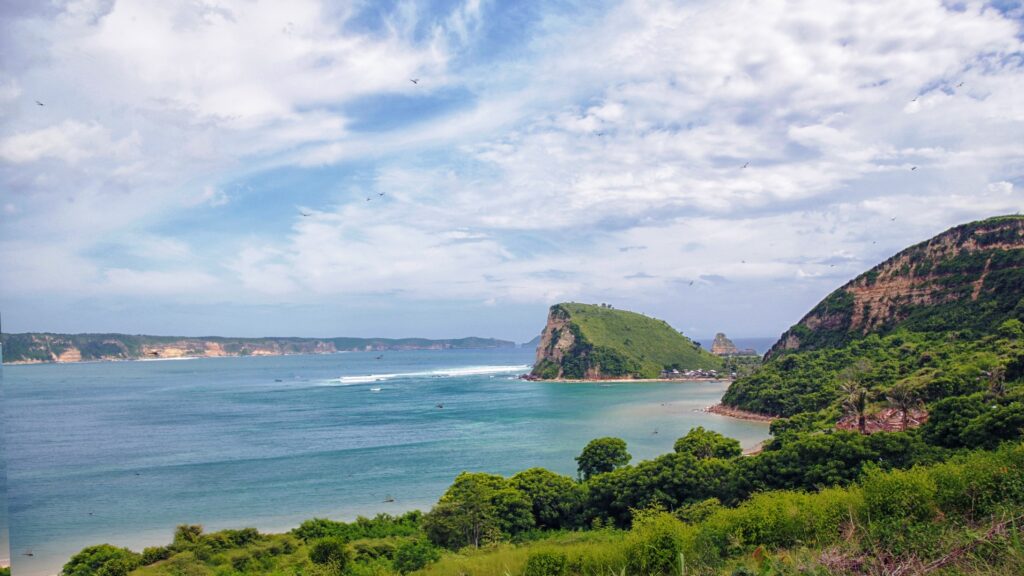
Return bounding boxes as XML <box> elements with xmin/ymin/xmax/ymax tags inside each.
<box><xmin>673</xmin><ymin>427</ymin><xmax>742</xmax><ymax>459</ymax></box>
<box><xmin>575</xmin><ymin>437</ymin><xmax>631</xmax><ymax>480</ymax></box>
<box><xmin>422</xmin><ymin>472</ymin><xmax>533</xmax><ymax>549</ymax></box>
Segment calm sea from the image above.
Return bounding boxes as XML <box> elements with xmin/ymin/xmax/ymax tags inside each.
<box><xmin>3</xmin><ymin>348</ymin><xmax>770</xmax><ymax>576</ymax></box>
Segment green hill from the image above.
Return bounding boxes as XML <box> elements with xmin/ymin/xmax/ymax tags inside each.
<box><xmin>530</xmin><ymin>303</ymin><xmax>721</xmax><ymax>379</ymax></box>
<box><xmin>723</xmin><ymin>215</ymin><xmax>1024</xmax><ymax>417</ymax></box>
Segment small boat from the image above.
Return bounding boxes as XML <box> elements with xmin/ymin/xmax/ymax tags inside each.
<box><xmin>383</xmin><ymin>495</ymin><xmax>395</xmax><ymax>503</ymax></box>
<box><xmin>370</xmin><ymin>387</ymin><xmax>382</xmax><ymax>392</ymax></box>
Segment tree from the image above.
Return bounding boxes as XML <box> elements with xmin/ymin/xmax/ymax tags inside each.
<box><xmin>886</xmin><ymin>383</ymin><xmax>923</xmax><ymax>431</ymax></box>
<box><xmin>673</xmin><ymin>427</ymin><xmax>742</xmax><ymax>459</ymax></box>
<box><xmin>576</xmin><ymin>437</ymin><xmax>631</xmax><ymax>480</ymax></box>
<box><xmin>422</xmin><ymin>472</ymin><xmax>533</xmax><ymax>549</ymax></box>
<box><xmin>841</xmin><ymin>383</ymin><xmax>870</xmax><ymax>434</ymax></box>
<box><xmin>509</xmin><ymin>468</ymin><xmax>583</xmax><ymax>529</ymax></box>
<box><xmin>62</xmin><ymin>544</ymin><xmax>141</xmax><ymax>576</ymax></box>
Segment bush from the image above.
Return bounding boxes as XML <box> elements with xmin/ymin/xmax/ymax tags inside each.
<box><xmin>140</xmin><ymin>546</ymin><xmax>171</xmax><ymax>565</ymax></box>
<box><xmin>62</xmin><ymin>544</ymin><xmax>142</xmax><ymax>576</ymax></box>
<box><xmin>523</xmin><ymin>550</ymin><xmax>568</xmax><ymax>576</ymax></box>
<box><xmin>392</xmin><ymin>539</ymin><xmax>441</xmax><ymax>574</ymax></box>
<box><xmin>623</xmin><ymin>510</ymin><xmax>692</xmax><ymax>576</ymax></box>
<box><xmin>309</xmin><ymin>537</ymin><xmax>351</xmax><ymax>572</ymax></box>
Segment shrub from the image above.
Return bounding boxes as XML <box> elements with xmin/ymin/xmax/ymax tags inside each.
<box><xmin>623</xmin><ymin>510</ymin><xmax>692</xmax><ymax>576</ymax></box>
<box><xmin>392</xmin><ymin>539</ymin><xmax>441</xmax><ymax>574</ymax></box>
<box><xmin>61</xmin><ymin>544</ymin><xmax>142</xmax><ymax>576</ymax></box>
<box><xmin>523</xmin><ymin>550</ymin><xmax>569</xmax><ymax>576</ymax></box>
<box><xmin>309</xmin><ymin>537</ymin><xmax>351</xmax><ymax>572</ymax></box>
<box><xmin>140</xmin><ymin>546</ymin><xmax>171</xmax><ymax>565</ymax></box>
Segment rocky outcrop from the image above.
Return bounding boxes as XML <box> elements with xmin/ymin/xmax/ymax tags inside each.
<box><xmin>710</xmin><ymin>333</ymin><xmax>738</xmax><ymax>355</ymax></box>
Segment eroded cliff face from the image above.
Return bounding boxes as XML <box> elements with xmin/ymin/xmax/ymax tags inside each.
<box><xmin>768</xmin><ymin>216</ymin><xmax>1024</xmax><ymax>357</ymax></box>
<box><xmin>533</xmin><ymin>307</ymin><xmax>575</xmax><ymax>374</ymax></box>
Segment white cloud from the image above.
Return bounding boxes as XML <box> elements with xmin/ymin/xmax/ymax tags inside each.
<box><xmin>0</xmin><ymin>120</ymin><xmax>120</xmax><ymax>164</ymax></box>
<box><xmin>3</xmin><ymin>0</ymin><xmax>1024</xmax><ymax>337</ymax></box>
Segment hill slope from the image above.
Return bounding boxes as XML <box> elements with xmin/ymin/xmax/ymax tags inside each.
<box><xmin>0</xmin><ymin>333</ymin><xmax>515</xmax><ymax>364</ymax></box>
<box><xmin>723</xmin><ymin>215</ymin><xmax>1024</xmax><ymax>417</ymax></box>
<box><xmin>530</xmin><ymin>303</ymin><xmax>721</xmax><ymax>379</ymax></box>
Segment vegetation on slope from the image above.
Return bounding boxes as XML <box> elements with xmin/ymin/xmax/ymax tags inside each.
<box><xmin>532</xmin><ymin>303</ymin><xmax>721</xmax><ymax>379</ymax></box>
<box><xmin>723</xmin><ymin>215</ymin><xmax>1024</xmax><ymax>417</ymax></box>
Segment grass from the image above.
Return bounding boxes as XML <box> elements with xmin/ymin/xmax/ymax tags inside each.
<box><xmin>559</xmin><ymin>303</ymin><xmax>722</xmax><ymax>378</ymax></box>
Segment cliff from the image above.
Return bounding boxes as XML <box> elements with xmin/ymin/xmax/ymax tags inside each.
<box><xmin>722</xmin><ymin>215</ymin><xmax>1024</xmax><ymax>417</ymax></box>
<box><xmin>530</xmin><ymin>303</ymin><xmax>722</xmax><ymax>379</ymax></box>
<box><xmin>0</xmin><ymin>333</ymin><xmax>516</xmax><ymax>364</ymax></box>
<box><xmin>768</xmin><ymin>215</ymin><xmax>1024</xmax><ymax>358</ymax></box>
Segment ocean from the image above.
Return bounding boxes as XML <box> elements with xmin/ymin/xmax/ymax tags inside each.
<box><xmin>2</xmin><ymin>348</ymin><xmax>771</xmax><ymax>576</ymax></box>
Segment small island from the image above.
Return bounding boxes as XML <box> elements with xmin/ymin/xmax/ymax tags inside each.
<box><xmin>528</xmin><ymin>302</ymin><xmax>722</xmax><ymax>380</ymax></box>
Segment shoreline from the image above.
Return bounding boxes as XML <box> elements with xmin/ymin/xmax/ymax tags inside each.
<box><xmin>704</xmin><ymin>403</ymin><xmax>777</xmax><ymax>422</ymax></box>
<box><xmin>532</xmin><ymin>377</ymin><xmax>732</xmax><ymax>384</ymax></box>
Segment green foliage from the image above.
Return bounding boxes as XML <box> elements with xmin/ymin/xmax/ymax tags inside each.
<box><xmin>422</xmin><ymin>472</ymin><xmax>533</xmax><ymax>549</ymax></box>
<box><xmin>575</xmin><ymin>437</ymin><xmax>630</xmax><ymax>480</ymax></box>
<box><xmin>391</xmin><ymin>539</ymin><xmax>440</xmax><ymax>574</ymax></box>
<box><xmin>522</xmin><ymin>550</ymin><xmax>568</xmax><ymax>576</ymax></box>
<box><xmin>623</xmin><ymin>509</ymin><xmax>691</xmax><ymax>576</ymax></box>
<box><xmin>62</xmin><ymin>544</ymin><xmax>141</xmax><ymax>576</ymax></box>
<box><xmin>673</xmin><ymin>427</ymin><xmax>742</xmax><ymax>459</ymax></box>
<box><xmin>291</xmin><ymin>512</ymin><xmax>422</xmax><ymax>542</ymax></box>
<box><xmin>139</xmin><ymin>546</ymin><xmax>171</xmax><ymax>566</ymax></box>
<box><xmin>509</xmin><ymin>468</ymin><xmax>583</xmax><ymax>530</ymax></box>
<box><xmin>309</xmin><ymin>537</ymin><xmax>351</xmax><ymax>569</ymax></box>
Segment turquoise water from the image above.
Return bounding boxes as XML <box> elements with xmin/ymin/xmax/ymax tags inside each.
<box><xmin>4</xmin><ymin>349</ymin><xmax>770</xmax><ymax>576</ymax></box>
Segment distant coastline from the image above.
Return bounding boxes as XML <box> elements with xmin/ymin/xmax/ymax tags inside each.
<box><xmin>0</xmin><ymin>332</ymin><xmax>516</xmax><ymax>365</ymax></box>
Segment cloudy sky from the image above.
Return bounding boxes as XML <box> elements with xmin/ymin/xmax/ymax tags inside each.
<box><xmin>1</xmin><ymin>0</ymin><xmax>1023</xmax><ymax>342</ymax></box>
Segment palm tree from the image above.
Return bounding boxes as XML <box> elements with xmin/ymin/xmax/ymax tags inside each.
<box><xmin>886</xmin><ymin>383</ymin><xmax>923</xmax><ymax>431</ymax></box>
<box><xmin>842</xmin><ymin>383</ymin><xmax>870</xmax><ymax>434</ymax></box>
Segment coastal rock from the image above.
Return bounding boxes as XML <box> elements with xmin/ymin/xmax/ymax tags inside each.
<box><xmin>710</xmin><ymin>333</ymin><xmax>738</xmax><ymax>355</ymax></box>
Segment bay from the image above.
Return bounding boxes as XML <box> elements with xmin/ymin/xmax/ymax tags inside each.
<box><xmin>3</xmin><ymin>348</ymin><xmax>770</xmax><ymax>576</ymax></box>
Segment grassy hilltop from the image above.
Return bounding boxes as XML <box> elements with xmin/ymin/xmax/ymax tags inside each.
<box><xmin>531</xmin><ymin>303</ymin><xmax>722</xmax><ymax>379</ymax></box>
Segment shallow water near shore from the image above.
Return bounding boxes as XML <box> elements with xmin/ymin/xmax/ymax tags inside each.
<box><xmin>4</xmin><ymin>348</ymin><xmax>769</xmax><ymax>576</ymax></box>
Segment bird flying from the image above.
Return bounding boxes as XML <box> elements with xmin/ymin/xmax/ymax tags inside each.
<box><xmin>741</xmin><ymin>161</ymin><xmax>749</xmax><ymax>169</ymax></box>
<box><xmin>911</xmin><ymin>166</ymin><xmax>917</xmax><ymax>171</ymax></box>
<box><xmin>35</xmin><ymin>100</ymin><xmax>44</xmax><ymax>106</ymax></box>
<box><xmin>410</xmin><ymin>78</ymin><xmax>419</xmax><ymax>84</ymax></box>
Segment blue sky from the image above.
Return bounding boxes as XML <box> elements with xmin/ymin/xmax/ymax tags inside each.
<box><xmin>1</xmin><ymin>0</ymin><xmax>1023</xmax><ymax>342</ymax></box>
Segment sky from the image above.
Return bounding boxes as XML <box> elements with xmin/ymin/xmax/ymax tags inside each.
<box><xmin>1</xmin><ymin>0</ymin><xmax>1023</xmax><ymax>343</ymax></box>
